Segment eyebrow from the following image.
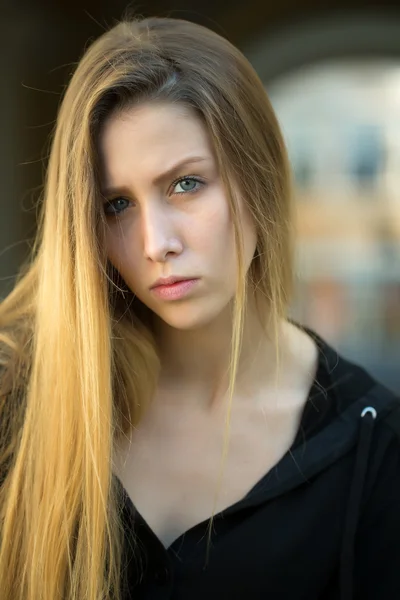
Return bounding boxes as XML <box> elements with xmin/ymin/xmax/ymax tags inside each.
<box><xmin>102</xmin><ymin>155</ymin><xmax>211</xmax><ymax>197</ymax></box>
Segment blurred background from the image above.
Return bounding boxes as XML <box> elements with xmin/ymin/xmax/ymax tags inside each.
<box><xmin>1</xmin><ymin>0</ymin><xmax>400</xmax><ymax>392</ymax></box>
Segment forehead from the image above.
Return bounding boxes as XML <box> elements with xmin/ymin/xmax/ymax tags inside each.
<box><xmin>98</xmin><ymin>102</ymin><xmax>214</xmax><ymax>186</ymax></box>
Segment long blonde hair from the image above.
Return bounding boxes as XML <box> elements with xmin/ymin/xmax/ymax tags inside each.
<box><xmin>0</xmin><ymin>16</ymin><xmax>293</xmax><ymax>600</ymax></box>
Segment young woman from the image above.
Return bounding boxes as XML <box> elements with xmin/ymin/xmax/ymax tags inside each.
<box><xmin>0</xmin><ymin>16</ymin><xmax>399</xmax><ymax>600</ymax></box>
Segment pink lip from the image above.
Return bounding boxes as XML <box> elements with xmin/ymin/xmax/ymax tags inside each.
<box><xmin>150</xmin><ymin>278</ymin><xmax>198</xmax><ymax>300</ymax></box>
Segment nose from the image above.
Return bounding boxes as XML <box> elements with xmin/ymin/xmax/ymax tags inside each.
<box><xmin>141</xmin><ymin>202</ymin><xmax>183</xmax><ymax>262</ymax></box>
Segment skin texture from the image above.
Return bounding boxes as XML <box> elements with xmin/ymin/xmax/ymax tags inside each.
<box><xmin>99</xmin><ymin>102</ymin><xmax>257</xmax><ymax>330</ymax></box>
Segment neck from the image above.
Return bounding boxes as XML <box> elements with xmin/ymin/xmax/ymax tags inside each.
<box><xmin>153</xmin><ymin>299</ymin><xmax>289</xmax><ymax>409</ymax></box>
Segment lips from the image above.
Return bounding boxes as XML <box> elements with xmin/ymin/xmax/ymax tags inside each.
<box><xmin>150</xmin><ymin>276</ymin><xmax>195</xmax><ymax>289</ymax></box>
<box><xmin>149</xmin><ymin>277</ymin><xmax>199</xmax><ymax>300</ymax></box>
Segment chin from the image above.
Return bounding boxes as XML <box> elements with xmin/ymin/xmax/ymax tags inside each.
<box><xmin>155</xmin><ymin>303</ymin><xmax>225</xmax><ymax>331</ymax></box>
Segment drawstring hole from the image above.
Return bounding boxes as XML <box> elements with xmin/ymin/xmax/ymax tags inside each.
<box><xmin>361</xmin><ymin>406</ymin><xmax>377</xmax><ymax>419</ymax></box>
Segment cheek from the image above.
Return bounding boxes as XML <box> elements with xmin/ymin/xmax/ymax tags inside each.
<box><xmin>105</xmin><ymin>227</ymin><xmax>141</xmax><ymax>284</ymax></box>
<box><xmin>191</xmin><ymin>198</ymin><xmax>234</xmax><ymax>252</ymax></box>
<box><xmin>204</xmin><ymin>198</ymin><xmax>257</xmax><ymax>269</ymax></box>
<box><xmin>106</xmin><ymin>233</ymin><xmax>125</xmax><ymax>269</ymax></box>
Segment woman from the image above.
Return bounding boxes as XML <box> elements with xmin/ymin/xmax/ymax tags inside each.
<box><xmin>0</xmin><ymin>16</ymin><xmax>399</xmax><ymax>600</ymax></box>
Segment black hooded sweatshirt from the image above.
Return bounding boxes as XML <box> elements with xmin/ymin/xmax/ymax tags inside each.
<box><xmin>116</xmin><ymin>328</ymin><xmax>400</xmax><ymax>600</ymax></box>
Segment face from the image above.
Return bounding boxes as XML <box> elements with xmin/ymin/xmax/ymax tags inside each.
<box><xmin>99</xmin><ymin>101</ymin><xmax>257</xmax><ymax>331</ymax></box>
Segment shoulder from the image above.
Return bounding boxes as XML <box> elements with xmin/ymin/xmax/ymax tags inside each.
<box><xmin>297</xmin><ymin>323</ymin><xmax>400</xmax><ymax>449</ymax></box>
<box><xmin>303</xmin><ymin>324</ymin><xmax>399</xmax><ymax>415</ymax></box>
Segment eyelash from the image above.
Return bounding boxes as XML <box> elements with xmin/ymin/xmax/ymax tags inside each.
<box><xmin>171</xmin><ymin>175</ymin><xmax>204</xmax><ymax>195</ymax></box>
<box><xmin>103</xmin><ymin>175</ymin><xmax>204</xmax><ymax>217</ymax></box>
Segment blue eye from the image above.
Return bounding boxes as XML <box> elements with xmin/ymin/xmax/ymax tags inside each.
<box><xmin>104</xmin><ymin>197</ymin><xmax>130</xmax><ymax>216</ymax></box>
<box><xmin>173</xmin><ymin>177</ymin><xmax>203</xmax><ymax>194</ymax></box>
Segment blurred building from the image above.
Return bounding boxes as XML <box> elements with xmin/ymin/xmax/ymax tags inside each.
<box><xmin>266</xmin><ymin>62</ymin><xmax>400</xmax><ymax>390</ymax></box>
